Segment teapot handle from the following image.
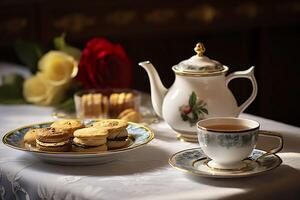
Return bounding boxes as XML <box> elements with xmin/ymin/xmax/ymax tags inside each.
<box><xmin>225</xmin><ymin>66</ymin><xmax>258</xmax><ymax>114</ymax></box>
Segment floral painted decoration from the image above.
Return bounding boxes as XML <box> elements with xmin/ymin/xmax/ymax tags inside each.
<box><xmin>179</xmin><ymin>91</ymin><xmax>208</xmax><ymax>126</ymax></box>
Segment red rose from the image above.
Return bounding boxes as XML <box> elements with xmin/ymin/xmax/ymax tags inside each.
<box><xmin>77</xmin><ymin>38</ymin><xmax>132</xmax><ymax>89</ymax></box>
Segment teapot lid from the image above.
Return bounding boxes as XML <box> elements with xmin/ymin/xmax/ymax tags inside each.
<box><xmin>172</xmin><ymin>43</ymin><xmax>228</xmax><ymax>76</ymax></box>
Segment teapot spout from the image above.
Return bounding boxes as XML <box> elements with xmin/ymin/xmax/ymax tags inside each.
<box><xmin>139</xmin><ymin>61</ymin><xmax>168</xmax><ymax>118</ymax></box>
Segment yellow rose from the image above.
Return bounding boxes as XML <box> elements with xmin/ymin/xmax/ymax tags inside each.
<box><xmin>38</xmin><ymin>51</ymin><xmax>78</xmax><ymax>86</ymax></box>
<box><xmin>23</xmin><ymin>74</ymin><xmax>67</xmax><ymax>106</ymax></box>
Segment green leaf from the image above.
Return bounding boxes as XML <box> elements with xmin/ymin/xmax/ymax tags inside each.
<box><xmin>0</xmin><ymin>98</ymin><xmax>26</xmax><ymax>104</ymax></box>
<box><xmin>0</xmin><ymin>74</ymin><xmax>25</xmax><ymax>104</ymax></box>
<box><xmin>2</xmin><ymin>74</ymin><xmax>24</xmax><ymax>86</ymax></box>
<box><xmin>189</xmin><ymin>92</ymin><xmax>197</xmax><ymax>107</ymax></box>
<box><xmin>192</xmin><ymin>110</ymin><xmax>198</xmax><ymax>120</ymax></box>
<box><xmin>54</xmin><ymin>33</ymin><xmax>82</xmax><ymax>60</ymax></box>
<box><xmin>54</xmin><ymin>33</ymin><xmax>67</xmax><ymax>50</ymax></box>
<box><xmin>200</xmin><ymin>108</ymin><xmax>208</xmax><ymax>114</ymax></box>
<box><xmin>55</xmin><ymin>97</ymin><xmax>75</xmax><ymax>113</ymax></box>
<box><xmin>181</xmin><ymin>114</ymin><xmax>189</xmax><ymax>121</ymax></box>
<box><xmin>13</xmin><ymin>39</ymin><xmax>43</xmax><ymax>73</ymax></box>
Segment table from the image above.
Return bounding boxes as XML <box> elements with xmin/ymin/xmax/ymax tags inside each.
<box><xmin>1</xmin><ymin>105</ymin><xmax>300</xmax><ymax>200</ymax></box>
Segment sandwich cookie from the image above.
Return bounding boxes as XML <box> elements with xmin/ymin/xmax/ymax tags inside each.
<box><xmin>36</xmin><ymin>127</ymin><xmax>71</xmax><ymax>152</ymax></box>
<box><xmin>91</xmin><ymin>119</ymin><xmax>129</xmax><ymax>149</ymax></box>
<box><xmin>73</xmin><ymin>127</ymin><xmax>108</xmax><ymax>152</ymax></box>
<box><xmin>51</xmin><ymin>119</ymin><xmax>84</xmax><ymax>137</ymax></box>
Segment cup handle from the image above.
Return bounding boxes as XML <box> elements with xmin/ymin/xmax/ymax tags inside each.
<box><xmin>225</xmin><ymin>66</ymin><xmax>258</xmax><ymax>114</ymax></box>
<box><xmin>258</xmin><ymin>130</ymin><xmax>284</xmax><ymax>154</ymax></box>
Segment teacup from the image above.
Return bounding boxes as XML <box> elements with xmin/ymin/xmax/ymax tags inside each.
<box><xmin>197</xmin><ymin>117</ymin><xmax>283</xmax><ymax>170</ymax></box>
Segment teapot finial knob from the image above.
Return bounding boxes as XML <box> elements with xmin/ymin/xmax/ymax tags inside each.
<box><xmin>194</xmin><ymin>42</ymin><xmax>206</xmax><ymax>56</ymax></box>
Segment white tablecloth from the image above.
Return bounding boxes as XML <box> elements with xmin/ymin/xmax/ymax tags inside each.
<box><xmin>0</xmin><ymin>105</ymin><xmax>300</xmax><ymax>200</ymax></box>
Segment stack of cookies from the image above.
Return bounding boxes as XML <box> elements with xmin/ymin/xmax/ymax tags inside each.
<box><xmin>23</xmin><ymin>119</ymin><xmax>130</xmax><ymax>152</ymax></box>
<box><xmin>77</xmin><ymin>92</ymin><xmax>137</xmax><ymax>118</ymax></box>
<box><xmin>91</xmin><ymin>119</ymin><xmax>130</xmax><ymax>149</ymax></box>
<box><xmin>109</xmin><ymin>92</ymin><xmax>134</xmax><ymax>117</ymax></box>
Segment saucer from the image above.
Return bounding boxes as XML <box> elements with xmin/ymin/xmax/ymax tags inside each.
<box><xmin>2</xmin><ymin>120</ymin><xmax>154</xmax><ymax>165</ymax></box>
<box><xmin>169</xmin><ymin>148</ymin><xmax>282</xmax><ymax>178</ymax></box>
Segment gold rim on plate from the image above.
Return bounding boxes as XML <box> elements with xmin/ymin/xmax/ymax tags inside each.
<box><xmin>2</xmin><ymin>121</ymin><xmax>154</xmax><ymax>155</ymax></box>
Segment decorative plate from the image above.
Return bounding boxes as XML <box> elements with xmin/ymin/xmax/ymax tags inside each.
<box><xmin>2</xmin><ymin>120</ymin><xmax>154</xmax><ymax>165</ymax></box>
<box><xmin>169</xmin><ymin>148</ymin><xmax>282</xmax><ymax>178</ymax></box>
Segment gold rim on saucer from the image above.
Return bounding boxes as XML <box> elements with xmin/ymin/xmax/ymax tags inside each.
<box><xmin>204</xmin><ymin>160</ymin><xmax>251</xmax><ymax>172</ymax></box>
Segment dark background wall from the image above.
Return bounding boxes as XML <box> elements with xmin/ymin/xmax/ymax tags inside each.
<box><xmin>0</xmin><ymin>0</ymin><xmax>299</xmax><ymax>126</ymax></box>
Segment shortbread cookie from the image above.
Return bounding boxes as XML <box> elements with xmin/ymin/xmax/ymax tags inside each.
<box><xmin>92</xmin><ymin>119</ymin><xmax>128</xmax><ymax>131</ymax></box>
<box><xmin>109</xmin><ymin>93</ymin><xmax>119</xmax><ymax>117</ymax></box>
<box><xmin>36</xmin><ymin>127</ymin><xmax>71</xmax><ymax>152</ymax></box>
<box><xmin>36</xmin><ymin>127</ymin><xmax>70</xmax><ymax>143</ymax></box>
<box><xmin>24</xmin><ymin>128</ymin><xmax>43</xmax><ymax>146</ymax></box>
<box><xmin>92</xmin><ymin>93</ymin><xmax>102</xmax><ymax>117</ymax></box>
<box><xmin>86</xmin><ymin>93</ymin><xmax>93</xmax><ymax>117</ymax></box>
<box><xmin>108</xmin><ymin>92</ymin><xmax>135</xmax><ymax>117</ymax></box>
<box><xmin>73</xmin><ymin>127</ymin><xmax>108</xmax><ymax>151</ymax></box>
<box><xmin>102</xmin><ymin>95</ymin><xmax>109</xmax><ymax>116</ymax></box>
<box><xmin>118</xmin><ymin>108</ymin><xmax>141</xmax><ymax>123</ymax></box>
<box><xmin>79</xmin><ymin>92</ymin><xmax>136</xmax><ymax>118</ymax></box>
<box><xmin>81</xmin><ymin>94</ymin><xmax>88</xmax><ymax>117</ymax></box>
<box><xmin>117</xmin><ymin>92</ymin><xmax>126</xmax><ymax>116</ymax></box>
<box><xmin>73</xmin><ymin>127</ymin><xmax>108</xmax><ymax>138</ymax></box>
<box><xmin>51</xmin><ymin>119</ymin><xmax>84</xmax><ymax>137</ymax></box>
<box><xmin>91</xmin><ymin>119</ymin><xmax>128</xmax><ymax>139</ymax></box>
<box><xmin>80</xmin><ymin>93</ymin><xmax>107</xmax><ymax>118</ymax></box>
<box><xmin>73</xmin><ymin>127</ymin><xmax>108</xmax><ymax>147</ymax></box>
<box><xmin>124</xmin><ymin>92</ymin><xmax>134</xmax><ymax>109</ymax></box>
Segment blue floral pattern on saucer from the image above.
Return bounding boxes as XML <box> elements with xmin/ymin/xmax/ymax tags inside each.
<box><xmin>169</xmin><ymin>148</ymin><xmax>282</xmax><ymax>178</ymax></box>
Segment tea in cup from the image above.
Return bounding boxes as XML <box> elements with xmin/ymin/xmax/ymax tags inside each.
<box><xmin>197</xmin><ymin>117</ymin><xmax>283</xmax><ymax>170</ymax></box>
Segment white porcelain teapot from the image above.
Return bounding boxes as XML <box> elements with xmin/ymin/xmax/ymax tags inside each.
<box><xmin>139</xmin><ymin>42</ymin><xmax>257</xmax><ymax>142</ymax></box>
